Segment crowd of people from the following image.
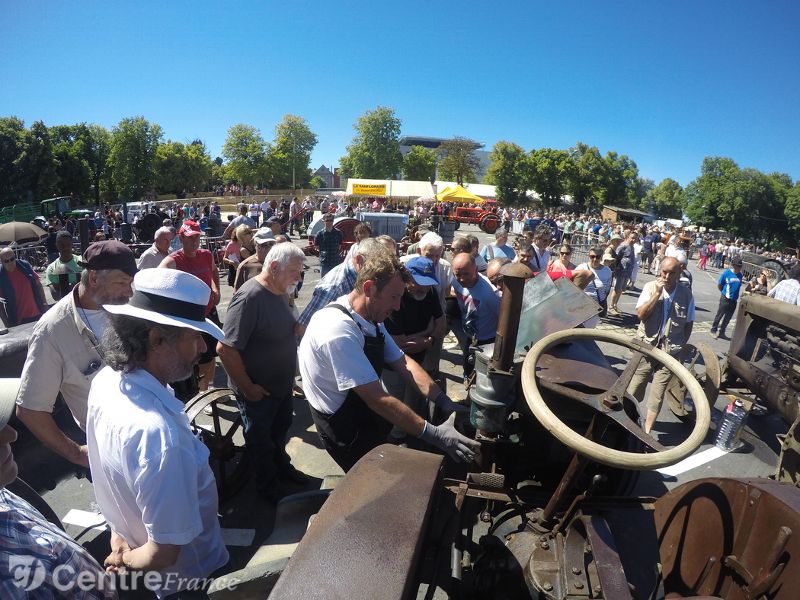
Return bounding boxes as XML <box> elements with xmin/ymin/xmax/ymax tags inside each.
<box><xmin>1</xmin><ymin>195</ymin><xmax>799</xmax><ymax>597</ymax></box>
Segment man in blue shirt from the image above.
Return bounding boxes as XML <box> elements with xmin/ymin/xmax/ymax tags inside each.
<box><xmin>315</xmin><ymin>214</ymin><xmax>343</xmax><ymax>278</ymax></box>
<box><xmin>710</xmin><ymin>256</ymin><xmax>743</xmax><ymax>339</ymax></box>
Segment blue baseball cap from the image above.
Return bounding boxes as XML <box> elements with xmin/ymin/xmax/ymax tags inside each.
<box><xmin>406</xmin><ymin>256</ymin><xmax>438</xmax><ymax>287</ymax></box>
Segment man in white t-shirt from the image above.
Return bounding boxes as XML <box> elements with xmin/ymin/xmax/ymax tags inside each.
<box><xmin>298</xmin><ymin>251</ymin><xmax>478</xmax><ymax>472</ymax></box>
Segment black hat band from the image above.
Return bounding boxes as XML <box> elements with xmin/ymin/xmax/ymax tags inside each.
<box><xmin>128</xmin><ymin>290</ymin><xmax>206</xmax><ymax>322</ymax></box>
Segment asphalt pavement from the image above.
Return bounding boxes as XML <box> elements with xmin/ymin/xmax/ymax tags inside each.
<box><xmin>12</xmin><ymin>222</ymin><xmax>787</xmax><ymax>582</ymax></box>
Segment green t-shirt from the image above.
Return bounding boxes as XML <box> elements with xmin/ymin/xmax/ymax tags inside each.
<box><xmin>45</xmin><ymin>257</ymin><xmax>83</xmax><ymax>287</ymax></box>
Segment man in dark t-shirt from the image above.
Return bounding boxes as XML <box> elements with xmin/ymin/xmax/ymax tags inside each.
<box><xmin>385</xmin><ymin>257</ymin><xmax>445</xmax><ymax>365</ymax></box>
<box><xmin>217</xmin><ymin>242</ymin><xmax>308</xmax><ymax>503</ymax></box>
<box><xmin>384</xmin><ymin>256</ymin><xmax>445</xmax><ymax>437</ymax></box>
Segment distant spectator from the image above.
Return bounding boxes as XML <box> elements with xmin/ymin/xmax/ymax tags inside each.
<box><xmin>137</xmin><ymin>226</ymin><xmax>174</xmax><ymax>270</ymax></box>
<box><xmin>480</xmin><ymin>230</ymin><xmax>515</xmax><ymax>261</ymax></box>
<box><xmin>315</xmin><ymin>213</ymin><xmax>343</xmax><ymax>278</ymax></box>
<box><xmin>0</xmin><ymin>247</ymin><xmax>47</xmax><ymax>326</ymax></box>
<box><xmin>768</xmin><ymin>265</ymin><xmax>800</xmax><ymax>306</ymax></box>
<box><xmin>222</xmin><ymin>204</ymin><xmax>256</xmax><ymax>239</ymax></box>
<box><xmin>45</xmin><ymin>231</ymin><xmax>82</xmax><ymax>301</ymax></box>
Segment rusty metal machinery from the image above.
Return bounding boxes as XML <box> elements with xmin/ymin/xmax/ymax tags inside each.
<box><xmin>725</xmin><ymin>294</ymin><xmax>800</xmax><ymax>424</ymax></box>
<box><xmin>266</xmin><ymin>269</ymin><xmax>800</xmax><ymax>600</ymax></box>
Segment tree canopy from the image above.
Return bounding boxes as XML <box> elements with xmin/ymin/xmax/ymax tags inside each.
<box><xmin>485</xmin><ymin>141</ymin><xmax>528</xmax><ymax>207</ymax></box>
<box><xmin>437</xmin><ymin>137</ymin><xmax>481</xmax><ymax>185</ymax></box>
<box><xmin>339</xmin><ymin>106</ymin><xmax>402</xmax><ymax>179</ymax></box>
<box><xmin>222</xmin><ymin>123</ymin><xmax>269</xmax><ymax>188</ymax></box>
<box><xmin>402</xmin><ymin>145</ymin><xmax>437</xmax><ymax>182</ymax></box>
<box><xmin>267</xmin><ymin>114</ymin><xmax>318</xmax><ymax>188</ymax></box>
<box><xmin>108</xmin><ymin>116</ymin><xmax>162</xmax><ymax>201</ymax></box>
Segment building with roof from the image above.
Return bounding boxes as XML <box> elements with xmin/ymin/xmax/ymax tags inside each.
<box><xmin>398</xmin><ymin>136</ymin><xmax>491</xmax><ymax>183</ymax></box>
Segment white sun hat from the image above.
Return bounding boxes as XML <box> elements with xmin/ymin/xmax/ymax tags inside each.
<box><xmin>103</xmin><ymin>269</ymin><xmax>224</xmax><ymax>340</ymax></box>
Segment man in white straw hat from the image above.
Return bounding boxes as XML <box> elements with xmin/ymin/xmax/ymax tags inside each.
<box><xmin>86</xmin><ymin>268</ymin><xmax>228</xmax><ymax>598</ymax></box>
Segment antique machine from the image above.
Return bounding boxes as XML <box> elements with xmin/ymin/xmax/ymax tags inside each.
<box><xmin>265</xmin><ymin>266</ymin><xmax>800</xmax><ymax>600</ymax></box>
<box><xmin>723</xmin><ymin>293</ymin><xmax>800</xmax><ymax>426</ymax></box>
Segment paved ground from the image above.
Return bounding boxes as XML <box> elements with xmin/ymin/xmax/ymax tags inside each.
<box><xmin>11</xmin><ymin>222</ymin><xmax>788</xmax><ymax>588</ymax></box>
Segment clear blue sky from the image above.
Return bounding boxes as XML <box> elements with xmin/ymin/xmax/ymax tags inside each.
<box><xmin>2</xmin><ymin>0</ymin><xmax>798</xmax><ymax>186</ymax></box>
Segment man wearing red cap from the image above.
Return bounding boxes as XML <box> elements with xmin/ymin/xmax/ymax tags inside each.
<box><xmin>159</xmin><ymin>220</ymin><xmax>221</xmax><ymax>392</ymax></box>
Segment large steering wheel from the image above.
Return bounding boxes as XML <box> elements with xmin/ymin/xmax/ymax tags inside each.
<box><xmin>520</xmin><ymin>329</ymin><xmax>711</xmax><ymax>470</ymax></box>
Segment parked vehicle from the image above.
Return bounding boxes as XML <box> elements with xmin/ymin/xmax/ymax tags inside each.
<box><xmin>448</xmin><ymin>206</ymin><xmax>501</xmax><ymax>233</ymax></box>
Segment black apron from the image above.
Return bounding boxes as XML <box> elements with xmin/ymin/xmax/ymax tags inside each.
<box><xmin>309</xmin><ymin>304</ymin><xmax>393</xmax><ymax>472</ymax></box>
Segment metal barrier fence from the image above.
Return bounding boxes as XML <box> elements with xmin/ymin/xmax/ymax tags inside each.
<box><xmin>12</xmin><ymin>245</ymin><xmax>49</xmax><ymax>271</ymax></box>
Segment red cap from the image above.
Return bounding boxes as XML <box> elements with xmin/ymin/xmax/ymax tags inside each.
<box><xmin>178</xmin><ymin>220</ymin><xmax>202</xmax><ymax>237</ymax></box>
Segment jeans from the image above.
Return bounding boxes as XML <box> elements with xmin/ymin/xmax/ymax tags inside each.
<box><xmin>235</xmin><ymin>391</ymin><xmax>293</xmax><ymax>493</ymax></box>
<box><xmin>711</xmin><ymin>296</ymin><xmax>737</xmax><ymax>335</ymax></box>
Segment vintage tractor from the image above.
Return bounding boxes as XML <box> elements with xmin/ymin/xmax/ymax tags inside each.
<box><xmin>449</xmin><ymin>206</ymin><xmax>502</xmax><ymax>234</ymax></box>
<box><xmin>257</xmin><ymin>265</ymin><xmax>800</xmax><ymax>599</ymax></box>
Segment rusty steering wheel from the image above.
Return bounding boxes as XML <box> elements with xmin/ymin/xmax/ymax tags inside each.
<box><xmin>521</xmin><ymin>328</ymin><xmax>711</xmax><ymax>470</ymax></box>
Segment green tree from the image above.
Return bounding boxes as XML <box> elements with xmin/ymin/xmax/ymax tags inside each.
<box><xmin>108</xmin><ymin>117</ymin><xmax>162</xmax><ymax>201</ymax></box>
<box><xmin>529</xmin><ymin>147</ymin><xmax>574</xmax><ymax>209</ymax></box>
<box><xmin>15</xmin><ymin>120</ymin><xmax>58</xmax><ymax>202</ymax></box>
<box><xmin>566</xmin><ymin>142</ymin><xmax>607</xmax><ymax>210</ymax></box>
<box><xmin>85</xmin><ymin>124</ymin><xmax>111</xmax><ymax>204</ymax></box>
<box><xmin>308</xmin><ymin>175</ymin><xmax>326</xmax><ymax>189</ymax></box>
<box><xmin>786</xmin><ymin>181</ymin><xmax>800</xmax><ymax>239</ymax></box>
<box><xmin>603</xmin><ymin>151</ymin><xmax>640</xmax><ymax>206</ymax></box>
<box><xmin>339</xmin><ymin>106</ymin><xmax>402</xmax><ymax>179</ymax></box>
<box><xmin>402</xmin><ymin>145</ymin><xmax>437</xmax><ymax>182</ymax></box>
<box><xmin>485</xmin><ymin>141</ymin><xmax>528</xmax><ymax>206</ymax></box>
<box><xmin>50</xmin><ymin>124</ymin><xmax>92</xmax><ymax>199</ymax></box>
<box><xmin>266</xmin><ymin>115</ymin><xmax>318</xmax><ymax>188</ymax></box>
<box><xmin>684</xmin><ymin>157</ymin><xmax>739</xmax><ymax>229</ymax></box>
<box><xmin>155</xmin><ymin>140</ymin><xmax>213</xmax><ymax>195</ymax></box>
<box><xmin>437</xmin><ymin>137</ymin><xmax>481</xmax><ymax>185</ymax></box>
<box><xmin>641</xmin><ymin>178</ymin><xmax>685</xmax><ymax>219</ymax></box>
<box><xmin>0</xmin><ymin>117</ymin><xmax>28</xmax><ymax>205</ymax></box>
<box><xmin>222</xmin><ymin>123</ymin><xmax>269</xmax><ymax>187</ymax></box>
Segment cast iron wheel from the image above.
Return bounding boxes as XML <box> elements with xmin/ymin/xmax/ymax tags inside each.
<box><xmin>184</xmin><ymin>388</ymin><xmax>251</xmax><ymax>503</ymax></box>
<box><xmin>480</xmin><ymin>215</ymin><xmax>500</xmax><ymax>234</ymax></box>
<box><xmin>664</xmin><ymin>342</ymin><xmax>721</xmax><ymax>419</ymax></box>
<box><xmin>521</xmin><ymin>329</ymin><xmax>710</xmax><ymax>470</ymax></box>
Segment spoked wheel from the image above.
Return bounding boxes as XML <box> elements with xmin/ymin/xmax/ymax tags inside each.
<box><xmin>664</xmin><ymin>342</ymin><xmax>721</xmax><ymax>419</ymax></box>
<box><xmin>521</xmin><ymin>329</ymin><xmax>710</xmax><ymax>470</ymax></box>
<box><xmin>184</xmin><ymin>388</ymin><xmax>251</xmax><ymax>504</ymax></box>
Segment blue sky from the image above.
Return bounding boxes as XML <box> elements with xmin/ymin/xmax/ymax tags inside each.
<box><xmin>2</xmin><ymin>1</ymin><xmax>798</xmax><ymax>186</ymax></box>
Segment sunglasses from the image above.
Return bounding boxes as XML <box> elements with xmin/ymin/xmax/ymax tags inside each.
<box><xmin>560</xmin><ymin>251</ymin><xmax>571</xmax><ymax>255</ymax></box>
<box><xmin>1</xmin><ymin>258</ymin><xmax>15</xmax><ymax>264</ymax></box>
<box><xmin>588</xmin><ymin>255</ymin><xmax>599</xmax><ymax>259</ymax></box>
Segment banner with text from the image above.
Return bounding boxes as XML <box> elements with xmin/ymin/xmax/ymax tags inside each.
<box><xmin>351</xmin><ymin>183</ymin><xmax>387</xmax><ymax>196</ymax></box>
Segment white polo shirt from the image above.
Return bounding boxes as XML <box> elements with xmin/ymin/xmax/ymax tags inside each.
<box><xmin>87</xmin><ymin>367</ymin><xmax>228</xmax><ymax>598</ymax></box>
<box><xmin>298</xmin><ymin>295</ymin><xmax>403</xmax><ymax>415</ymax></box>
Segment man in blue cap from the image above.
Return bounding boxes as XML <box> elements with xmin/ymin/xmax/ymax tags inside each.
<box><xmin>384</xmin><ymin>256</ymin><xmax>448</xmax><ymax>441</ymax></box>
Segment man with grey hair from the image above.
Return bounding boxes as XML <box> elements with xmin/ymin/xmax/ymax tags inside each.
<box><xmin>218</xmin><ymin>243</ymin><xmax>308</xmax><ymax>502</ymax></box>
<box><xmin>297</xmin><ymin>237</ymin><xmax>389</xmax><ymax>331</ymax></box>
<box><xmin>480</xmin><ymin>229</ymin><xmax>515</xmax><ymax>261</ymax></box>
<box><xmin>136</xmin><ymin>226</ymin><xmax>174</xmax><ymax>269</ymax></box>
<box><xmin>0</xmin><ymin>246</ymin><xmax>47</xmax><ymax>326</ymax></box>
<box><xmin>16</xmin><ymin>241</ymin><xmax>136</xmax><ymax>469</ymax></box>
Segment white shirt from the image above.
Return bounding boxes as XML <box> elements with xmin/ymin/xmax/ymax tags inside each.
<box><xmin>531</xmin><ymin>246</ymin><xmax>551</xmax><ymax>271</ymax></box>
<box><xmin>636</xmin><ymin>284</ymin><xmax>696</xmax><ymax>338</ymax></box>
<box><xmin>87</xmin><ymin>367</ymin><xmax>228</xmax><ymax>598</ymax></box>
<box><xmin>137</xmin><ymin>244</ymin><xmax>170</xmax><ymax>270</ymax></box>
<box><xmin>298</xmin><ymin>294</ymin><xmax>403</xmax><ymax>415</ymax></box>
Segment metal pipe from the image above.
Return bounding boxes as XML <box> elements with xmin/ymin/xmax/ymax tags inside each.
<box><xmin>491</xmin><ymin>262</ymin><xmax>533</xmax><ymax>372</ymax></box>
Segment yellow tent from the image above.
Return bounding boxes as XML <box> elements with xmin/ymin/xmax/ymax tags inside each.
<box><xmin>435</xmin><ymin>184</ymin><xmax>485</xmax><ymax>204</ymax></box>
